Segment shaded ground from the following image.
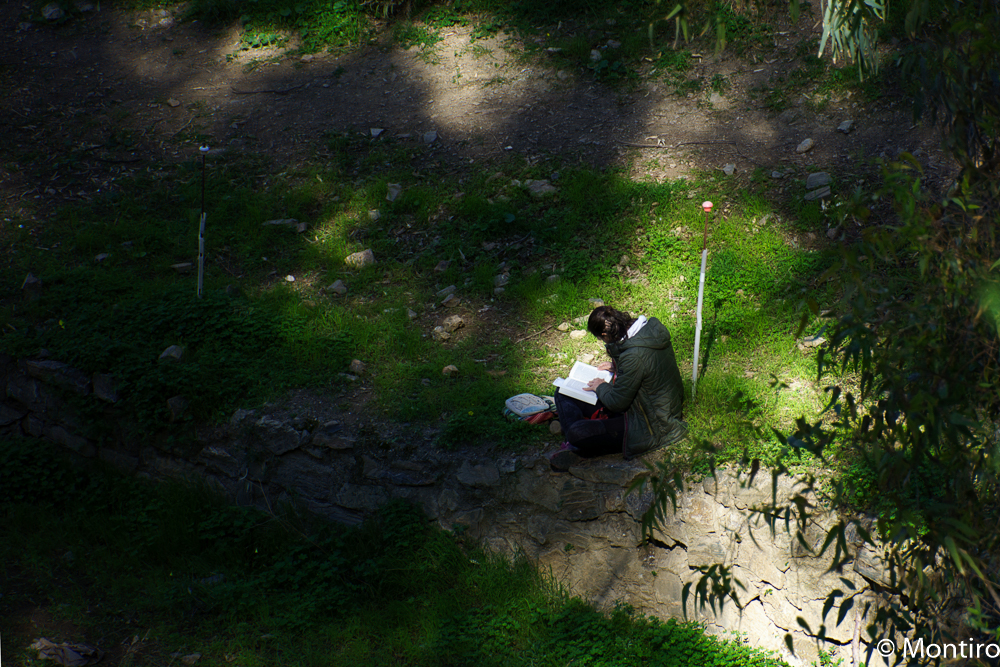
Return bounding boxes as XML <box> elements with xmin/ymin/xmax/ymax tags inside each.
<box><xmin>0</xmin><ymin>0</ymin><xmax>951</xmax><ymax>223</ymax></box>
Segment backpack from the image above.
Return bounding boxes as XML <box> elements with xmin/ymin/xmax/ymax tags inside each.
<box><xmin>503</xmin><ymin>394</ymin><xmax>557</xmax><ymax>424</ymax></box>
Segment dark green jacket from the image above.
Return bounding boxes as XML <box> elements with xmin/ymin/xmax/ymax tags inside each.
<box><xmin>595</xmin><ymin>317</ymin><xmax>686</xmax><ymax>458</ymax></box>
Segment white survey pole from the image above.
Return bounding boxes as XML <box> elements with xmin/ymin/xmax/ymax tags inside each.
<box><xmin>692</xmin><ymin>201</ymin><xmax>712</xmax><ymax>401</ymax></box>
<box><xmin>197</xmin><ymin>145</ymin><xmax>209</xmax><ymax>299</ymax></box>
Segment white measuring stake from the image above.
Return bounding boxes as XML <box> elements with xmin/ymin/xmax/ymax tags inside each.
<box><xmin>197</xmin><ymin>212</ymin><xmax>206</xmax><ymax>299</ymax></box>
<box><xmin>693</xmin><ymin>247</ymin><xmax>707</xmax><ymax>399</ymax></box>
<box><xmin>692</xmin><ymin>200</ymin><xmax>713</xmax><ymax>401</ymax></box>
<box><xmin>197</xmin><ymin>145</ymin><xmax>209</xmax><ymax>299</ymax></box>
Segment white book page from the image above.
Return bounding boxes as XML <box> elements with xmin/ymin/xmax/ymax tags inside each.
<box><xmin>551</xmin><ymin>362</ymin><xmax>611</xmax><ymax>406</ymax></box>
<box><xmin>567</xmin><ymin>361</ymin><xmax>612</xmax><ymax>384</ymax></box>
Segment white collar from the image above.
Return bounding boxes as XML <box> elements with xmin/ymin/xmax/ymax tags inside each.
<box><xmin>626</xmin><ymin>316</ymin><xmax>647</xmax><ymax>339</ymax></box>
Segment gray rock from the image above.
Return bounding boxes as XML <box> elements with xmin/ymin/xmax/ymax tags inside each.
<box><xmin>442</xmin><ymin>364</ymin><xmax>459</xmax><ymax>377</ymax></box>
<box><xmin>159</xmin><ymin>345</ymin><xmax>185</xmax><ymax>363</ymax></box>
<box><xmin>228</xmin><ymin>410</ymin><xmax>255</xmax><ymax>430</ymax></box>
<box><xmin>826</xmin><ymin>227</ymin><xmax>840</xmax><ymax>239</ymax></box>
<box><xmin>722</xmin><ymin>163</ymin><xmax>736</xmax><ymax>176</ymax></box>
<box><xmin>569</xmin><ymin>459</ymin><xmax>645</xmax><ymax>486</ymax></box>
<box><xmin>337</xmin><ymin>483</ymin><xmax>389</xmax><ymax>511</ymax></box>
<box><xmin>569</xmin><ymin>330</ymin><xmax>586</xmax><ymax>340</ymax></box>
<box><xmin>805</xmin><ymin>172</ymin><xmax>831</xmax><ymax>189</ymax></box>
<box><xmin>324</xmin><ymin>279</ymin><xmax>347</xmax><ymax>296</ymax></box>
<box><xmin>24</xmin><ymin>360</ymin><xmax>90</xmax><ymax>395</ymax></box>
<box><xmin>92</xmin><ymin>373</ymin><xmax>119</xmax><ymax>403</ymax></box>
<box><xmin>42</xmin><ymin>3</ymin><xmax>64</xmax><ymax>20</ymax></box>
<box><xmin>349</xmin><ymin>359</ymin><xmax>366</xmax><ymax>375</ymax></box>
<box><xmin>198</xmin><ymin>445</ymin><xmax>240</xmax><ymax>477</ymax></box>
<box><xmin>854</xmin><ymin>544</ymin><xmax>892</xmax><ymax>587</ymax></box>
<box><xmin>253</xmin><ymin>415</ymin><xmax>305</xmax><ymax>455</ymax></box>
<box><xmin>435</xmin><ymin>260</ymin><xmax>451</xmax><ymax>273</ymax></box>
<box><xmin>546</xmin><ymin>274</ymin><xmax>560</xmax><ymax>283</ymax></box>
<box><xmin>370</xmin><ymin>128</ymin><xmax>384</xmax><ymax>137</ymax></box>
<box><xmin>590</xmin><ymin>49</ymin><xmax>602</xmax><ymax>62</ymax></box>
<box><xmin>436</xmin><ymin>285</ymin><xmax>457</xmax><ymax>298</ymax></box>
<box><xmin>771</xmin><ymin>171</ymin><xmax>784</xmax><ymax>179</ymax></box>
<box><xmin>345</xmin><ymin>249</ymin><xmax>376</xmax><ymax>268</ymax></box>
<box><xmin>710</xmin><ymin>92</ymin><xmax>725</xmax><ymax>106</ymax></box>
<box><xmin>441</xmin><ymin>294</ymin><xmax>461</xmax><ymax>308</ymax></box>
<box><xmin>368</xmin><ymin>210</ymin><xmax>380</xmax><ymax>221</ymax></box>
<box><xmin>557</xmin><ymin>478</ymin><xmax>605</xmax><ymax>521</ymax></box>
<box><xmin>803</xmin><ymin>186</ymin><xmax>831</xmax><ymax>201</ymax></box>
<box><xmin>556</xmin><ymin>322</ymin><xmax>570</xmax><ymax>332</ymax></box>
<box><xmin>549</xmin><ymin>420</ymin><xmax>562</xmax><ymax>435</ymax></box>
<box><xmin>386</xmin><ymin>183</ymin><xmax>402</xmax><ymax>202</ymax></box>
<box><xmin>432</xmin><ymin>326</ymin><xmax>451</xmax><ymax>342</ymax></box>
<box><xmin>796</xmin><ymin>138</ymin><xmax>815</xmax><ymax>154</ymax></box>
<box><xmin>369</xmin><ymin>463</ymin><xmax>440</xmax><ymax>487</ymax></box>
<box><xmin>442</xmin><ymin>315</ymin><xmax>464</xmax><ymax>332</ymax></box>
<box><xmin>313</xmin><ymin>422</ymin><xmax>353</xmax><ymax>449</ymax></box>
<box><xmin>688</xmin><ymin>538</ymin><xmax>727</xmax><ymax>567</ymax></box>
<box><xmin>95</xmin><ymin>253</ymin><xmax>109</xmax><ymax>262</ymax></box>
<box><xmin>457</xmin><ymin>460</ymin><xmax>500</xmax><ymax>488</ymax></box>
<box><xmin>406</xmin><ymin>308</ymin><xmax>418</xmax><ymax>320</ymax></box>
<box><xmin>171</xmin><ymin>262</ymin><xmax>193</xmax><ymax>274</ymax></box>
<box><xmin>525</xmin><ymin>179</ymin><xmax>558</xmax><ymax>197</ymax></box>
<box><xmin>837</xmin><ymin>119</ymin><xmax>854</xmax><ymax>133</ymax></box>
<box><xmin>423</xmin><ymin>131</ymin><xmax>438</xmax><ymax>144</ymax></box>
<box><xmin>778</xmin><ymin>109</ymin><xmax>801</xmax><ymax>125</ymax></box>
<box><xmin>797</xmin><ymin>335</ymin><xmax>826</xmax><ymax>349</ymax></box>
<box><xmin>261</xmin><ymin>218</ymin><xmax>299</xmax><ymax>228</ymax></box>
<box><xmin>588</xmin><ymin>298</ymin><xmax>605</xmax><ymax>307</ymax></box>
<box><xmin>493</xmin><ymin>274</ymin><xmax>509</xmax><ymax>287</ymax></box>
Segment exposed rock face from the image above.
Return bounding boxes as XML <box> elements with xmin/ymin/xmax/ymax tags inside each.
<box><xmin>0</xmin><ymin>353</ymin><xmax>895</xmax><ymax>667</ymax></box>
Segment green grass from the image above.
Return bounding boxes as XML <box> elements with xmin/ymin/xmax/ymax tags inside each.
<box><xmin>0</xmin><ymin>136</ymin><xmax>841</xmax><ymax>460</ymax></box>
<box><xmin>0</xmin><ymin>436</ymin><xmax>791</xmax><ymax>667</ymax></box>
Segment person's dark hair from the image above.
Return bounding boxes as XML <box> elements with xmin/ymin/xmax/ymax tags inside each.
<box><xmin>587</xmin><ymin>306</ymin><xmax>637</xmax><ymax>343</ymax></box>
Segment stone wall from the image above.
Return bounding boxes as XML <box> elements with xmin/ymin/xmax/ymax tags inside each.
<box><xmin>1</xmin><ymin>354</ymin><xmax>893</xmax><ymax>667</ymax></box>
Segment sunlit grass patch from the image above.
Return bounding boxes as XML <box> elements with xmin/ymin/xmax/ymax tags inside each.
<box><xmin>0</xmin><ymin>136</ymin><xmax>841</xmax><ymax>458</ymax></box>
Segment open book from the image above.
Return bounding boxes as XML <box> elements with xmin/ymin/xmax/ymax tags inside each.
<box><xmin>552</xmin><ymin>361</ymin><xmax>612</xmax><ymax>405</ymax></box>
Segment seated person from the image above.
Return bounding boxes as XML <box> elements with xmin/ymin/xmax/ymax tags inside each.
<box><xmin>549</xmin><ymin>306</ymin><xmax>687</xmax><ymax>471</ymax></box>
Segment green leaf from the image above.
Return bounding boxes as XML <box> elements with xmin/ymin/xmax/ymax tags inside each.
<box><xmin>665</xmin><ymin>3</ymin><xmax>683</xmax><ymax>21</ymax></box>
<box><xmin>944</xmin><ymin>536</ymin><xmax>965</xmax><ymax>575</ymax></box>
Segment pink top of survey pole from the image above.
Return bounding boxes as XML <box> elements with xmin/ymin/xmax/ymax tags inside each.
<box><xmin>702</xmin><ymin>201</ymin><xmax>713</xmax><ymax>212</ymax></box>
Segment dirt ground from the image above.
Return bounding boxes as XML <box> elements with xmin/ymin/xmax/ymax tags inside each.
<box><xmin>0</xmin><ymin>0</ymin><xmax>953</xmax><ymax>222</ymax></box>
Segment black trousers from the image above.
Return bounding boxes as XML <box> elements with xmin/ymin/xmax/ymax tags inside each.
<box><xmin>554</xmin><ymin>389</ymin><xmax>626</xmax><ymax>457</ymax></box>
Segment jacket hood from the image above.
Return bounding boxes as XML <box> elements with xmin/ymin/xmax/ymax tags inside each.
<box><xmin>606</xmin><ymin>317</ymin><xmax>671</xmax><ymax>356</ymax></box>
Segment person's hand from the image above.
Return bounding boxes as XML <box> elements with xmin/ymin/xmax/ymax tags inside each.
<box><xmin>596</xmin><ymin>362</ymin><xmax>613</xmax><ymax>371</ymax></box>
<box><xmin>585</xmin><ymin>378</ymin><xmax>606</xmax><ymax>392</ymax></box>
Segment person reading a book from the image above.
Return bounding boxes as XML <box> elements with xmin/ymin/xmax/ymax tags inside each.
<box><xmin>548</xmin><ymin>305</ymin><xmax>687</xmax><ymax>471</ymax></box>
